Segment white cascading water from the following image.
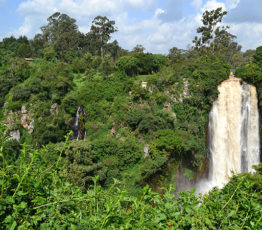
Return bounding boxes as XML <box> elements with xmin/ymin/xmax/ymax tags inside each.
<box><xmin>207</xmin><ymin>75</ymin><xmax>260</xmax><ymax>190</ymax></box>
<box><xmin>71</xmin><ymin>106</ymin><xmax>86</xmax><ymax>140</ymax></box>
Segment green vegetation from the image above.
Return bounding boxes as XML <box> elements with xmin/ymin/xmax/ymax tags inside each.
<box><xmin>0</xmin><ymin>7</ymin><xmax>261</xmax><ymax>229</ymax></box>
<box><xmin>0</xmin><ymin>125</ymin><xmax>261</xmax><ymax>229</ymax></box>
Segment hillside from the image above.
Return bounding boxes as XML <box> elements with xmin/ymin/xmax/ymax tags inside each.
<box><xmin>0</xmin><ymin>8</ymin><xmax>261</xmax><ymax>229</ymax></box>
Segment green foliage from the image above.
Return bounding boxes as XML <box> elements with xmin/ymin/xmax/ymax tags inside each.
<box><xmin>126</xmin><ymin>109</ymin><xmax>145</xmax><ymax>130</ymax></box>
<box><xmin>116</xmin><ymin>56</ymin><xmax>139</xmax><ymax>76</ymax></box>
<box><xmin>193</xmin><ymin>7</ymin><xmax>227</xmax><ymax>48</ymax></box>
<box><xmin>154</xmin><ymin>129</ymin><xmax>183</xmax><ymax>157</ymax></box>
<box><xmin>0</xmin><ymin>11</ymin><xmax>261</xmax><ymax>230</ymax></box>
<box><xmin>253</xmin><ymin>46</ymin><xmax>262</xmax><ymax>67</ymax></box>
<box><xmin>89</xmin><ymin>16</ymin><xmax>118</xmax><ymax>58</ymax></box>
<box><xmin>134</xmin><ymin>53</ymin><xmax>168</xmax><ymax>74</ymax></box>
<box><xmin>72</xmin><ymin>58</ymin><xmax>87</xmax><ymax>73</ymax></box>
<box><xmin>193</xmin><ymin>7</ymin><xmax>241</xmax><ymax>64</ymax></box>
<box><xmin>17</xmin><ymin>44</ymin><xmax>32</xmax><ymax>58</ymax></box>
<box><xmin>40</xmin><ymin>12</ymin><xmax>82</xmax><ymax>59</ymax></box>
<box><xmin>0</xmin><ymin>125</ymin><xmax>261</xmax><ymax>229</ymax></box>
<box><xmin>62</xmin><ymin>136</ymin><xmax>143</xmax><ymax>189</ymax></box>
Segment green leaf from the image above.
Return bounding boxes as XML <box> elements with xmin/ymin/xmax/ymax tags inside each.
<box><xmin>5</xmin><ymin>196</ymin><xmax>15</xmax><ymax>204</ymax></box>
<box><xmin>18</xmin><ymin>201</ymin><xmax>27</xmax><ymax>209</ymax></box>
<box><xmin>205</xmin><ymin>218</ymin><xmax>212</xmax><ymax>226</ymax></box>
<box><xmin>17</xmin><ymin>191</ymin><xmax>27</xmax><ymax>196</ymax></box>
<box><xmin>9</xmin><ymin>221</ymin><xmax>17</xmax><ymax>230</ymax></box>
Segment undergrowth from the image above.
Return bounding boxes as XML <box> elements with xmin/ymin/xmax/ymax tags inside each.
<box><xmin>0</xmin><ymin>124</ymin><xmax>261</xmax><ymax>229</ymax></box>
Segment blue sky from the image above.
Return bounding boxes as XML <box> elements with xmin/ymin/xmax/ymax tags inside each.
<box><xmin>0</xmin><ymin>0</ymin><xmax>261</xmax><ymax>53</ymax></box>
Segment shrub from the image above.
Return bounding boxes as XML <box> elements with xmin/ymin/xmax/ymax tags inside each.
<box><xmin>116</xmin><ymin>56</ymin><xmax>139</xmax><ymax>76</ymax></box>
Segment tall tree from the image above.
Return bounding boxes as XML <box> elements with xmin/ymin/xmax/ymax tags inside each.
<box><xmin>193</xmin><ymin>8</ymin><xmax>227</xmax><ymax>49</ymax></box>
<box><xmin>40</xmin><ymin>12</ymin><xmax>82</xmax><ymax>59</ymax></box>
<box><xmin>193</xmin><ymin>7</ymin><xmax>241</xmax><ymax>64</ymax></box>
<box><xmin>89</xmin><ymin>16</ymin><xmax>118</xmax><ymax>58</ymax></box>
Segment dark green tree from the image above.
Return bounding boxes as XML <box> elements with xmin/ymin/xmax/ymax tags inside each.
<box><xmin>40</xmin><ymin>12</ymin><xmax>82</xmax><ymax>59</ymax></box>
<box><xmin>193</xmin><ymin>7</ymin><xmax>227</xmax><ymax>49</ymax></box>
<box><xmin>31</xmin><ymin>33</ymin><xmax>45</xmax><ymax>56</ymax></box>
<box><xmin>253</xmin><ymin>46</ymin><xmax>262</xmax><ymax>66</ymax></box>
<box><xmin>89</xmin><ymin>16</ymin><xmax>118</xmax><ymax>58</ymax></box>
<box><xmin>168</xmin><ymin>47</ymin><xmax>186</xmax><ymax>63</ymax></box>
<box><xmin>17</xmin><ymin>44</ymin><xmax>33</xmax><ymax>58</ymax></box>
<box><xmin>132</xmin><ymin>44</ymin><xmax>145</xmax><ymax>53</ymax></box>
<box><xmin>193</xmin><ymin>7</ymin><xmax>241</xmax><ymax>64</ymax></box>
<box><xmin>107</xmin><ymin>40</ymin><xmax>123</xmax><ymax>61</ymax></box>
<box><xmin>1</xmin><ymin>36</ymin><xmax>29</xmax><ymax>54</ymax></box>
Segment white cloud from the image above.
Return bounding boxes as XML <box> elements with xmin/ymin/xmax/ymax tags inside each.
<box><xmin>11</xmin><ymin>0</ymin><xmax>262</xmax><ymax>53</ymax></box>
<box><xmin>229</xmin><ymin>23</ymin><xmax>262</xmax><ymax>50</ymax></box>
<box><xmin>201</xmin><ymin>0</ymin><xmax>225</xmax><ymax>11</ymax></box>
<box><xmin>154</xmin><ymin>8</ymin><xmax>165</xmax><ymax>18</ymax></box>
<box><xmin>15</xmin><ymin>0</ymin><xmax>158</xmax><ymax>37</ymax></box>
<box><xmin>114</xmin><ymin>13</ymin><xmax>199</xmax><ymax>53</ymax></box>
<box><xmin>225</xmin><ymin>0</ymin><xmax>240</xmax><ymax>10</ymax></box>
<box><xmin>191</xmin><ymin>0</ymin><xmax>203</xmax><ymax>10</ymax></box>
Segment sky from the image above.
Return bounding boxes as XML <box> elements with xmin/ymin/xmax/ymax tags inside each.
<box><xmin>0</xmin><ymin>0</ymin><xmax>261</xmax><ymax>53</ymax></box>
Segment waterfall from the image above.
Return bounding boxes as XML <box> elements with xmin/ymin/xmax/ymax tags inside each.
<box><xmin>71</xmin><ymin>106</ymin><xmax>86</xmax><ymax>140</ymax></box>
<box><xmin>207</xmin><ymin>76</ymin><xmax>260</xmax><ymax>189</ymax></box>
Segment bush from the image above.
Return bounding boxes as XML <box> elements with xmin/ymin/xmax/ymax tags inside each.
<box><xmin>12</xmin><ymin>85</ymin><xmax>31</xmax><ymax>101</ymax></box>
<box><xmin>126</xmin><ymin>109</ymin><xmax>145</xmax><ymax>130</ymax></box>
<box><xmin>0</xmin><ymin>125</ymin><xmax>261</xmax><ymax>229</ymax></box>
<box><xmin>116</xmin><ymin>56</ymin><xmax>139</xmax><ymax>76</ymax></box>
<box><xmin>72</xmin><ymin>58</ymin><xmax>86</xmax><ymax>73</ymax></box>
<box><xmin>17</xmin><ymin>44</ymin><xmax>32</xmax><ymax>58</ymax></box>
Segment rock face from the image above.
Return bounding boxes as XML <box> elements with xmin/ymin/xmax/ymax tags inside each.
<box><xmin>9</xmin><ymin>130</ymin><xmax>20</xmax><ymax>141</ymax></box>
<box><xmin>20</xmin><ymin>106</ymin><xmax>34</xmax><ymax>133</ymax></box>
<box><xmin>144</xmin><ymin>144</ymin><xmax>149</xmax><ymax>157</ymax></box>
<box><xmin>141</xmin><ymin>81</ymin><xmax>147</xmax><ymax>89</ymax></box>
<box><xmin>4</xmin><ymin>105</ymin><xmax>34</xmax><ymax>137</ymax></box>
<box><xmin>21</xmin><ymin>105</ymin><xmax>27</xmax><ymax>114</ymax></box>
<box><xmin>50</xmin><ymin>103</ymin><xmax>58</xmax><ymax>115</ymax></box>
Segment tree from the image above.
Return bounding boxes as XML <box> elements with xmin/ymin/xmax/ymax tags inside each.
<box><xmin>193</xmin><ymin>7</ymin><xmax>227</xmax><ymax>49</ymax></box>
<box><xmin>116</xmin><ymin>56</ymin><xmax>139</xmax><ymax>76</ymax></box>
<box><xmin>253</xmin><ymin>46</ymin><xmax>262</xmax><ymax>67</ymax></box>
<box><xmin>17</xmin><ymin>44</ymin><xmax>33</xmax><ymax>58</ymax></box>
<box><xmin>132</xmin><ymin>44</ymin><xmax>145</xmax><ymax>53</ymax></box>
<box><xmin>168</xmin><ymin>47</ymin><xmax>186</xmax><ymax>63</ymax></box>
<box><xmin>89</xmin><ymin>16</ymin><xmax>118</xmax><ymax>58</ymax></box>
<box><xmin>107</xmin><ymin>40</ymin><xmax>122</xmax><ymax>61</ymax></box>
<box><xmin>31</xmin><ymin>33</ymin><xmax>45</xmax><ymax>57</ymax></box>
<box><xmin>193</xmin><ymin>7</ymin><xmax>241</xmax><ymax>63</ymax></box>
<box><xmin>1</xmin><ymin>36</ymin><xmax>29</xmax><ymax>54</ymax></box>
<box><xmin>40</xmin><ymin>12</ymin><xmax>82</xmax><ymax>59</ymax></box>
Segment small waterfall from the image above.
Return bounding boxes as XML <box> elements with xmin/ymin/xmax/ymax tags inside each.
<box><xmin>206</xmin><ymin>76</ymin><xmax>260</xmax><ymax>190</ymax></box>
<box><xmin>71</xmin><ymin>106</ymin><xmax>86</xmax><ymax>140</ymax></box>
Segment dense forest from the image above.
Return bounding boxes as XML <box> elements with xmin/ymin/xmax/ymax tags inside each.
<box><xmin>0</xmin><ymin>8</ymin><xmax>261</xmax><ymax>229</ymax></box>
